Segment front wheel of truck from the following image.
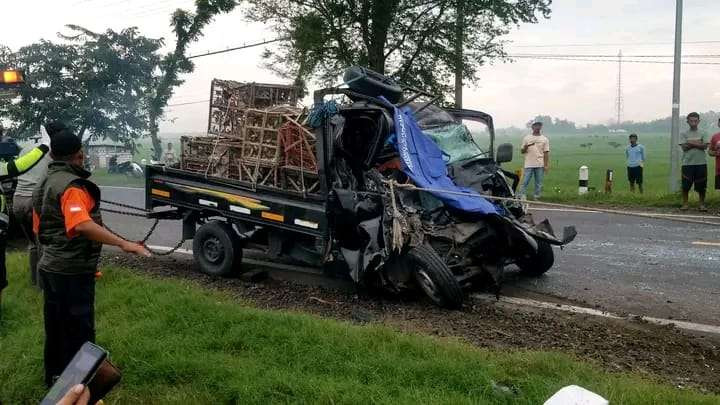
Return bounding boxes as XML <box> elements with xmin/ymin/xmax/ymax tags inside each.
<box><xmin>193</xmin><ymin>220</ymin><xmax>243</xmax><ymax>276</ymax></box>
<box><xmin>406</xmin><ymin>245</ymin><xmax>463</xmax><ymax>309</ymax></box>
<box><xmin>516</xmin><ymin>240</ymin><xmax>554</xmax><ymax>277</ymax></box>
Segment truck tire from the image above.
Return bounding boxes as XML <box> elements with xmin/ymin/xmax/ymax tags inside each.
<box><xmin>193</xmin><ymin>220</ymin><xmax>243</xmax><ymax>277</ymax></box>
<box><xmin>406</xmin><ymin>245</ymin><xmax>463</xmax><ymax>309</ymax></box>
<box><xmin>516</xmin><ymin>240</ymin><xmax>554</xmax><ymax>277</ymax></box>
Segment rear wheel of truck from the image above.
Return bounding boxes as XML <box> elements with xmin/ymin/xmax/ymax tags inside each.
<box><xmin>406</xmin><ymin>245</ymin><xmax>463</xmax><ymax>309</ymax></box>
<box><xmin>193</xmin><ymin>220</ymin><xmax>243</xmax><ymax>277</ymax></box>
<box><xmin>516</xmin><ymin>240</ymin><xmax>554</xmax><ymax>277</ymax></box>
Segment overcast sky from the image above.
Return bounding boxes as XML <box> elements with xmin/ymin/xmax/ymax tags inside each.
<box><xmin>2</xmin><ymin>0</ymin><xmax>719</xmax><ymax>132</ymax></box>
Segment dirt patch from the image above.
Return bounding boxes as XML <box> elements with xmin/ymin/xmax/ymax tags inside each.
<box><xmin>103</xmin><ymin>253</ymin><xmax>720</xmax><ymax>394</ymax></box>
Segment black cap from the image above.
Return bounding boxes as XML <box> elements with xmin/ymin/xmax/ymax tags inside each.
<box><xmin>51</xmin><ymin>130</ymin><xmax>82</xmax><ymax>157</ymax></box>
<box><xmin>44</xmin><ymin>121</ymin><xmax>69</xmax><ymax>138</ymax></box>
<box><xmin>532</xmin><ymin>121</ymin><xmax>543</xmax><ymax>126</ymax></box>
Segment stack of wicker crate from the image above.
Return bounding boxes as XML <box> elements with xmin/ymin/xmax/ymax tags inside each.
<box><xmin>181</xmin><ymin>79</ymin><xmax>319</xmax><ymax>194</ymax></box>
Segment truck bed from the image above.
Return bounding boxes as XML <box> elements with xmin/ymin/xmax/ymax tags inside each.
<box><xmin>145</xmin><ymin>165</ymin><xmax>328</xmax><ymax>237</ymax></box>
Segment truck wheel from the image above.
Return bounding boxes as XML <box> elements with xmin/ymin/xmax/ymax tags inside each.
<box><xmin>516</xmin><ymin>240</ymin><xmax>554</xmax><ymax>277</ymax></box>
<box><xmin>193</xmin><ymin>220</ymin><xmax>243</xmax><ymax>276</ymax></box>
<box><xmin>406</xmin><ymin>245</ymin><xmax>463</xmax><ymax>309</ymax></box>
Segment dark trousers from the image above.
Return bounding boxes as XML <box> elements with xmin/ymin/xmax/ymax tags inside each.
<box><xmin>12</xmin><ymin>196</ymin><xmax>40</xmax><ymax>288</ymax></box>
<box><xmin>0</xmin><ymin>233</ymin><xmax>7</xmax><ymax>293</ymax></box>
<box><xmin>40</xmin><ymin>270</ymin><xmax>96</xmax><ymax>386</ymax></box>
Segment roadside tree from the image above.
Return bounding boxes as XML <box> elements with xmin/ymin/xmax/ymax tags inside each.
<box><xmin>147</xmin><ymin>0</ymin><xmax>237</xmax><ymax>160</ymax></box>
<box><xmin>246</xmin><ymin>0</ymin><xmax>551</xmax><ymax>104</ymax></box>
<box><xmin>0</xmin><ymin>27</ymin><xmax>162</xmax><ymax>150</ymax></box>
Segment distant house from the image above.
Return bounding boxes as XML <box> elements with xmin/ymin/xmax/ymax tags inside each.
<box><xmin>87</xmin><ymin>140</ymin><xmax>132</xmax><ymax>169</ymax></box>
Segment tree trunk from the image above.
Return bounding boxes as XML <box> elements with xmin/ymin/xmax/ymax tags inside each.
<box><xmin>148</xmin><ymin>107</ymin><xmax>162</xmax><ymax>161</ymax></box>
<box><xmin>78</xmin><ymin>125</ymin><xmax>89</xmax><ymax>147</ymax></box>
<box><xmin>454</xmin><ymin>0</ymin><xmax>465</xmax><ymax>109</ymax></box>
<box><xmin>366</xmin><ymin>0</ymin><xmax>400</xmax><ymax>74</ymax></box>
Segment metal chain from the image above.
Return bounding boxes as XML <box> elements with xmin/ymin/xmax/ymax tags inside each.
<box><xmin>146</xmin><ymin>238</ymin><xmax>187</xmax><ymax>256</ymax></box>
<box><xmin>103</xmin><ymin>219</ymin><xmax>157</xmax><ymax>244</ymax></box>
<box><xmin>100</xmin><ymin>207</ymin><xmax>149</xmax><ymax>217</ymax></box>
<box><xmin>99</xmin><ymin>200</ymin><xmax>186</xmax><ymax>256</ymax></box>
<box><xmin>100</xmin><ymin>199</ymin><xmax>148</xmax><ymax>212</ymax></box>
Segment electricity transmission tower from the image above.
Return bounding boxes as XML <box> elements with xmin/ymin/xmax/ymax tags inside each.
<box><xmin>615</xmin><ymin>50</ymin><xmax>623</xmax><ymax>127</ymax></box>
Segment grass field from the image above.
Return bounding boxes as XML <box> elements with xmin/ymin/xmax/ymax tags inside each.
<box><xmin>497</xmin><ymin>131</ymin><xmax>720</xmax><ymax>208</ymax></box>
<box><xmin>90</xmin><ymin>168</ymin><xmax>144</xmax><ymax>188</ymax></box>
<box><xmin>0</xmin><ymin>253</ymin><xmax>717</xmax><ymax>404</ymax></box>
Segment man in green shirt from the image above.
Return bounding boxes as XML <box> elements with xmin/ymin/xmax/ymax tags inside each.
<box><xmin>679</xmin><ymin>112</ymin><xmax>709</xmax><ymax>211</ymax></box>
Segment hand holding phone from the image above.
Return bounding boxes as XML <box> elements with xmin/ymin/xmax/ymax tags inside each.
<box><xmin>56</xmin><ymin>384</ymin><xmax>90</xmax><ymax>405</ymax></box>
<box><xmin>41</xmin><ymin>342</ymin><xmax>121</xmax><ymax>405</ymax></box>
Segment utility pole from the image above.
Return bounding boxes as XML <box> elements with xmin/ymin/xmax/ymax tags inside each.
<box><xmin>615</xmin><ymin>50</ymin><xmax>623</xmax><ymax>127</ymax></box>
<box><xmin>454</xmin><ymin>0</ymin><xmax>465</xmax><ymax>109</ymax></box>
<box><xmin>669</xmin><ymin>0</ymin><xmax>683</xmax><ymax>192</ymax></box>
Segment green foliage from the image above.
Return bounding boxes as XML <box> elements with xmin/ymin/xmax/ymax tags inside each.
<box><xmin>0</xmin><ymin>44</ymin><xmax>16</xmax><ymax>69</ymax></box>
<box><xmin>0</xmin><ymin>27</ymin><xmax>162</xmax><ymax>148</ymax></box>
<box><xmin>147</xmin><ymin>0</ymin><xmax>237</xmax><ymax>160</ymax></box>
<box><xmin>1</xmin><ymin>255</ymin><xmax>717</xmax><ymax>403</ymax></box>
<box><xmin>247</xmin><ymin>0</ymin><xmax>551</xmax><ymax>99</ymax></box>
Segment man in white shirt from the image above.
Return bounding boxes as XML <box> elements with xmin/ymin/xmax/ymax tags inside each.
<box><xmin>519</xmin><ymin>122</ymin><xmax>550</xmax><ymax>200</ymax></box>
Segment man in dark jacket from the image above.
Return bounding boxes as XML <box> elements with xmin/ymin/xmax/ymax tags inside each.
<box><xmin>33</xmin><ymin>130</ymin><xmax>150</xmax><ymax>386</ymax></box>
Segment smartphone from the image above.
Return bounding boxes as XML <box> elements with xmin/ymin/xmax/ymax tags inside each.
<box><xmin>41</xmin><ymin>342</ymin><xmax>107</xmax><ymax>405</ymax></box>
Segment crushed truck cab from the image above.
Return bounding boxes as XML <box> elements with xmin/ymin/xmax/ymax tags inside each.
<box><xmin>145</xmin><ymin>68</ymin><xmax>575</xmax><ymax>308</ymax></box>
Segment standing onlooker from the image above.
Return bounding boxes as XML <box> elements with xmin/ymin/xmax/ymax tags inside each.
<box><xmin>0</xmin><ymin>125</ymin><xmax>51</xmax><ymax>316</ymax></box>
<box><xmin>163</xmin><ymin>141</ymin><xmax>177</xmax><ymax>166</ymax></box>
<box><xmin>625</xmin><ymin>133</ymin><xmax>645</xmax><ymax>193</ymax></box>
<box><xmin>519</xmin><ymin>122</ymin><xmax>550</xmax><ymax>200</ymax></box>
<box><xmin>13</xmin><ymin>122</ymin><xmax>66</xmax><ymax>289</ymax></box>
<box><xmin>679</xmin><ymin>112</ymin><xmax>709</xmax><ymax>211</ymax></box>
<box><xmin>707</xmin><ymin>117</ymin><xmax>720</xmax><ymax>191</ymax></box>
<box><xmin>34</xmin><ymin>130</ymin><xmax>149</xmax><ymax>386</ymax></box>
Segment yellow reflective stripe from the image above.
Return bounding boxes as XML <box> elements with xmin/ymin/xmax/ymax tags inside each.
<box><xmin>14</xmin><ymin>147</ymin><xmax>45</xmax><ymax>172</ymax></box>
<box><xmin>0</xmin><ymin>163</ymin><xmax>8</xmax><ymax>177</ymax></box>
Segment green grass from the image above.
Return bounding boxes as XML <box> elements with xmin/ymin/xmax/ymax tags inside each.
<box><xmin>498</xmin><ymin>132</ymin><xmax>720</xmax><ymax>208</ymax></box>
<box><xmin>90</xmin><ymin>168</ymin><xmax>144</xmax><ymax>188</ymax></box>
<box><xmin>0</xmin><ymin>254</ymin><xmax>716</xmax><ymax>404</ymax></box>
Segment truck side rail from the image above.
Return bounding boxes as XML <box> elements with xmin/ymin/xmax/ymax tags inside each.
<box><xmin>145</xmin><ymin>165</ymin><xmax>328</xmax><ymax>237</ymax></box>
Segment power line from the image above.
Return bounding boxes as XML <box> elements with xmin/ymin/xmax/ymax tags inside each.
<box><xmin>167</xmin><ymin>100</ymin><xmax>209</xmax><ymax>107</ymax></box>
<box><xmin>508</xmin><ymin>40</ymin><xmax>720</xmax><ymax>48</ymax></box>
<box><xmin>510</xmin><ymin>53</ymin><xmax>720</xmax><ymax>58</ymax></box>
<box><xmin>187</xmin><ymin>37</ymin><xmax>289</xmax><ymax>59</ymax></box>
<box><xmin>509</xmin><ymin>55</ymin><xmax>720</xmax><ymax>65</ymax></box>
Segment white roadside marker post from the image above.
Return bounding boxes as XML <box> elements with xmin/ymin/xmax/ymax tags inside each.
<box><xmin>579</xmin><ymin>165</ymin><xmax>589</xmax><ymax>195</ymax></box>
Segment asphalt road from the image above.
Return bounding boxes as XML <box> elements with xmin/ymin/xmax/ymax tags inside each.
<box><xmin>100</xmin><ymin>186</ymin><xmax>720</xmax><ymax>325</ymax></box>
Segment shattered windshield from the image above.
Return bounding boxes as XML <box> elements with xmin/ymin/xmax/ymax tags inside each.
<box><xmin>424</xmin><ymin>120</ymin><xmax>490</xmax><ymax>164</ymax></box>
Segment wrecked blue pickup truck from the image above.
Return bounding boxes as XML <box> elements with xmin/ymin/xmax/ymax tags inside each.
<box><xmin>145</xmin><ymin>67</ymin><xmax>576</xmax><ymax>308</ymax></box>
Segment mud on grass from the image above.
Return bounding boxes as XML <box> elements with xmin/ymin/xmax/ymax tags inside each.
<box><xmin>104</xmin><ymin>253</ymin><xmax>720</xmax><ymax>394</ymax></box>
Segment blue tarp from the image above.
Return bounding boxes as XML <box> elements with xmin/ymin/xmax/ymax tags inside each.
<box><xmin>392</xmin><ymin>105</ymin><xmax>500</xmax><ymax>215</ymax></box>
